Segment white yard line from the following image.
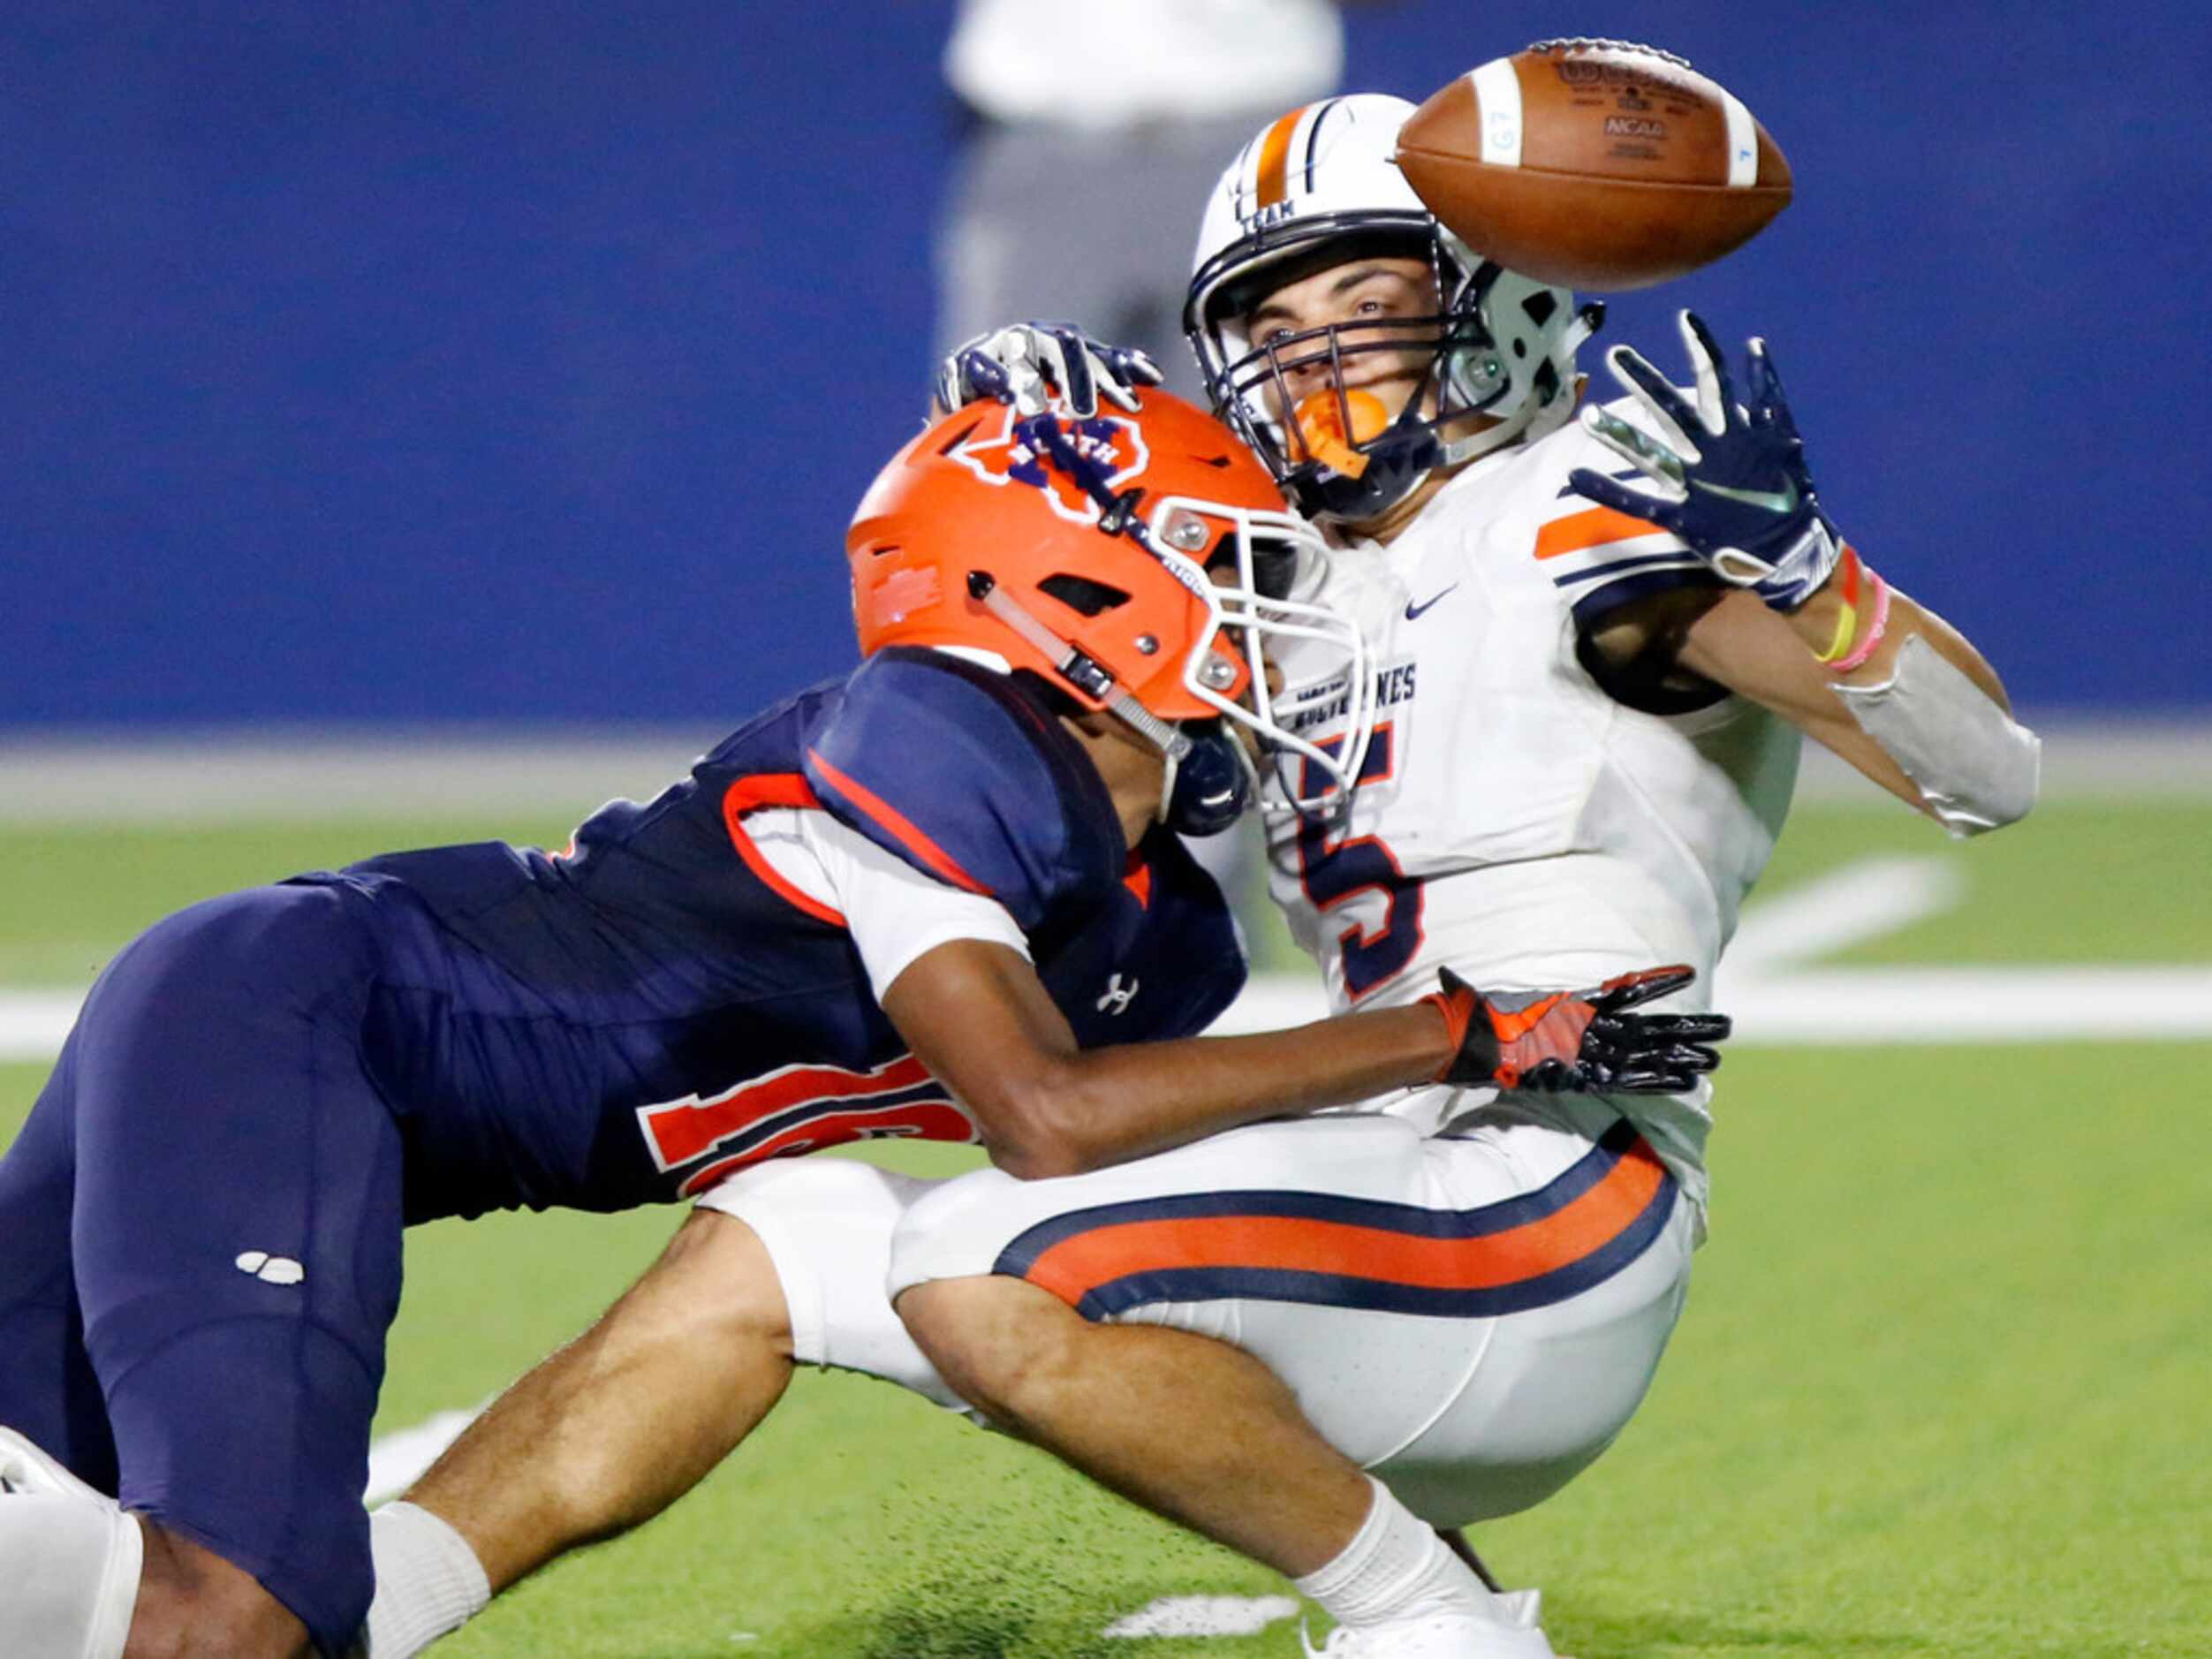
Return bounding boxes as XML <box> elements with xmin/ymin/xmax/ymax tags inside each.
<box><xmin>1724</xmin><ymin>855</ymin><xmax>1966</xmax><ymax>971</ymax></box>
<box><xmin>365</xmin><ymin>1405</ymin><xmax>485</xmax><ymax>1505</ymax></box>
<box><xmin>0</xmin><ymin>992</ymin><xmax>90</xmax><ymax>1063</ymax></box>
<box><xmin>11</xmin><ymin>965</ymin><xmax>2212</xmax><ymax>1068</ymax></box>
<box><xmin>1714</xmin><ymin>966</ymin><xmax>2212</xmax><ymax>1042</ymax></box>
<box><xmin>1102</xmin><ymin>1595</ymin><xmax>1300</xmax><ymax>1638</ymax></box>
<box><xmin>1204</xmin><ymin>966</ymin><xmax>2212</xmax><ymax>1043</ymax></box>
<box><xmin>1213</xmin><ymin>853</ymin><xmax>2211</xmax><ymax>1042</ymax></box>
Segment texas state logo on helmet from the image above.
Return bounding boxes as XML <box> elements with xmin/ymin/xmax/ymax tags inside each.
<box><xmin>845</xmin><ymin>388</ymin><xmax>1374</xmax><ymax>817</ymax></box>
<box><xmin>1185</xmin><ymin>94</ymin><xmax>1601</xmax><ymax>525</ymax></box>
<box><xmin>944</xmin><ymin>410</ymin><xmax>1150</xmax><ymax>526</ymax></box>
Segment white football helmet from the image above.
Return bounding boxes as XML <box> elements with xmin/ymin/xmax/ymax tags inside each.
<box><xmin>1185</xmin><ymin>94</ymin><xmax>1603</xmax><ymax>525</ymax></box>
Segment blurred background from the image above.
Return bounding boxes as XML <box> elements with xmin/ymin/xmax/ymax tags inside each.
<box><xmin>3</xmin><ymin>0</ymin><xmax>2207</xmax><ymax>752</ymax></box>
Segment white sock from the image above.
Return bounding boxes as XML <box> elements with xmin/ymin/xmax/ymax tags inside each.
<box><xmin>1292</xmin><ymin>1476</ymin><xmax>1495</xmax><ymax>1630</ymax></box>
<box><xmin>0</xmin><ymin>1482</ymin><xmax>143</xmax><ymax>1659</ymax></box>
<box><xmin>359</xmin><ymin>1501</ymin><xmax>491</xmax><ymax>1657</ymax></box>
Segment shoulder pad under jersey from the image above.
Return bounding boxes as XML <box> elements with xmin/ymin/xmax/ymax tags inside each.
<box><xmin>801</xmin><ymin>648</ymin><xmax>1125</xmax><ymax>935</ymax></box>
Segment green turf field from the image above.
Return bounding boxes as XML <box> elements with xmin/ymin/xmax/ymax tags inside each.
<box><xmin>4</xmin><ymin>805</ymin><xmax>2209</xmax><ymax>1655</ymax></box>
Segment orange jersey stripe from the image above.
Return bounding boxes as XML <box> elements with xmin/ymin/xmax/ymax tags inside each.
<box><xmin>1022</xmin><ymin>1139</ymin><xmax>1669</xmax><ymax>1307</ymax></box>
<box><xmin>1254</xmin><ymin>106</ymin><xmax>1307</xmax><ymax>209</ymax></box>
<box><xmin>804</xmin><ymin>746</ymin><xmax>991</xmax><ymax>898</ymax></box>
<box><xmin>642</xmin><ymin>1053</ymin><xmax>934</xmax><ymax>1170</ymax></box>
<box><xmin>1534</xmin><ymin>504</ymin><xmax>1668</xmax><ymax>561</ymax></box>
<box><xmin>720</xmin><ymin>774</ymin><xmax>844</xmax><ymax>928</ymax></box>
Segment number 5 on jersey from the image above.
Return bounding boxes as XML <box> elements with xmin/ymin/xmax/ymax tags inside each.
<box><xmin>1295</xmin><ymin>725</ymin><xmax>1423</xmax><ymax>999</ymax></box>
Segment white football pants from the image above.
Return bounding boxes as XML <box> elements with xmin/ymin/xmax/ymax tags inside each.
<box><xmin>699</xmin><ymin>1102</ymin><xmax>1693</xmax><ymax>1527</ymax></box>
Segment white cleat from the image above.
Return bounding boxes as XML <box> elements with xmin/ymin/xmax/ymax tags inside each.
<box><xmin>0</xmin><ymin>1425</ymin><xmax>144</xmax><ymax>1659</ymax></box>
<box><xmin>1299</xmin><ymin>1593</ymin><xmax>1566</xmax><ymax>1658</ymax></box>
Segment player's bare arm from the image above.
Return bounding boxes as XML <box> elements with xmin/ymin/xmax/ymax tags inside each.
<box><xmin>884</xmin><ymin>927</ymin><xmax>1727</xmax><ymax>1179</ymax></box>
<box><xmin>1664</xmin><ymin>588</ymin><xmax>1958</xmax><ymax>809</ymax></box>
<box><xmin>881</xmin><ymin>938</ymin><xmax>1447</xmax><ymax>1178</ymax></box>
<box><xmin>1583</xmin><ymin>582</ymin><xmax>2005</xmax><ymax>814</ymax></box>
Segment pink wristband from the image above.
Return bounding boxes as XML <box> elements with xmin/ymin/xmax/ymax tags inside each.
<box><xmin>1829</xmin><ymin>565</ymin><xmax>1891</xmax><ymax>673</ymax></box>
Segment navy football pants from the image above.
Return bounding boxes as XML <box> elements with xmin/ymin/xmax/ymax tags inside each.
<box><xmin>0</xmin><ymin>883</ymin><xmax>405</xmax><ymax>1657</ymax></box>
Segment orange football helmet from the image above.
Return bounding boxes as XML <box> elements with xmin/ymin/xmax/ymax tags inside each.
<box><xmin>847</xmin><ymin>388</ymin><xmax>1370</xmax><ymax>824</ymax></box>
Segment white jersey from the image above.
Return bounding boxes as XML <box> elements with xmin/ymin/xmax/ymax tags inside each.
<box><xmin>1263</xmin><ymin>405</ymin><xmax>1803</xmax><ymax>1224</ymax></box>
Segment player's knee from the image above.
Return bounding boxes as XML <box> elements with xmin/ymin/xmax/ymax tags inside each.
<box><xmin>702</xmin><ymin>1153</ymin><xmax>931</xmax><ymax>1239</ymax></box>
<box><xmin>894</xmin><ymin>1274</ymin><xmax>1083</xmax><ymax>1428</ymax></box>
<box><xmin>697</xmin><ymin>1155</ymin><xmax>947</xmax><ymax>1348</ymax></box>
<box><xmin>646</xmin><ymin>1208</ymin><xmax>793</xmax><ymax>1352</ymax></box>
<box><xmin>884</xmin><ymin>1163</ymin><xmax>1016</xmax><ymax>1294</ymax></box>
<box><xmin>128</xmin><ymin>1518</ymin><xmax>316</xmax><ymax>1659</ymax></box>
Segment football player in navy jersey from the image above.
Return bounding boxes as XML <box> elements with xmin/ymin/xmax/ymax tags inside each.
<box><xmin>0</xmin><ymin>387</ymin><xmax>1723</xmax><ymax>1659</ymax></box>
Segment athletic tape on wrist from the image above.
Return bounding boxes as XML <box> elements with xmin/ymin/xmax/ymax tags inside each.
<box><xmin>1833</xmin><ymin>634</ymin><xmax>2041</xmax><ymax>836</ymax></box>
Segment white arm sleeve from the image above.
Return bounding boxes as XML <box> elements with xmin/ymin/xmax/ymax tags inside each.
<box><xmin>742</xmin><ymin>807</ymin><xmax>1031</xmax><ymax>999</ymax></box>
<box><xmin>1833</xmin><ymin>634</ymin><xmax>2041</xmax><ymax>837</ymax></box>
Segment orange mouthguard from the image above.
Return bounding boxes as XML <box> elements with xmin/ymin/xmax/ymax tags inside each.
<box><xmin>1293</xmin><ymin>389</ymin><xmax>1389</xmax><ymax>478</ymax></box>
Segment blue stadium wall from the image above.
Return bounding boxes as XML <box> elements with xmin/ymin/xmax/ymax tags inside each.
<box><xmin>4</xmin><ymin>2</ymin><xmax>2205</xmax><ymax>729</ymax></box>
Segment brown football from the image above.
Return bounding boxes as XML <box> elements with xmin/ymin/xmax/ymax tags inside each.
<box><xmin>1393</xmin><ymin>39</ymin><xmax>1792</xmax><ymax>292</ymax></box>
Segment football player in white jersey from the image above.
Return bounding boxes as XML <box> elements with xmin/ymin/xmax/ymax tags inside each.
<box><xmin>875</xmin><ymin>92</ymin><xmax>2039</xmax><ymax>1656</ymax></box>
<box><xmin>360</xmin><ymin>92</ymin><xmax>2034</xmax><ymax>1659</ymax></box>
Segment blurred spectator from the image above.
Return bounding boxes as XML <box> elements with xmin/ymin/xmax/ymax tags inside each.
<box><xmin>936</xmin><ymin>0</ymin><xmax>1351</xmax><ymax>400</ymax></box>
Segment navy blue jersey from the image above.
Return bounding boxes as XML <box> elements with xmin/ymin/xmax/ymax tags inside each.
<box><xmin>323</xmin><ymin>648</ymin><xmax>1245</xmax><ymax>1222</ymax></box>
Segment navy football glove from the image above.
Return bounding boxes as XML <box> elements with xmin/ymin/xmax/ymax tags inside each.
<box><xmin>934</xmin><ymin>322</ymin><xmax>1163</xmax><ymax>420</ymax></box>
<box><xmin>1569</xmin><ymin>311</ymin><xmax>1843</xmax><ymax>612</ymax></box>
<box><xmin>1424</xmin><ymin>964</ymin><xmax>1730</xmax><ymax>1094</ymax></box>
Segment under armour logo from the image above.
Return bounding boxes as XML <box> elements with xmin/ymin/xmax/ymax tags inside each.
<box><xmin>1095</xmin><ymin>973</ymin><xmax>1140</xmax><ymax>1016</ymax></box>
<box><xmin>235</xmin><ymin>1250</ymin><xmax>305</xmax><ymax>1286</ymax></box>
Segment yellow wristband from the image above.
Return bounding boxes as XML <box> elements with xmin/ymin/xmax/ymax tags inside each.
<box><xmin>1814</xmin><ymin>544</ymin><xmax>1863</xmax><ymax>664</ymax></box>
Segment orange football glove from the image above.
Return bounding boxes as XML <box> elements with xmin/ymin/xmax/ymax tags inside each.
<box><xmin>1422</xmin><ymin>965</ymin><xmax>1730</xmax><ymax>1094</ymax></box>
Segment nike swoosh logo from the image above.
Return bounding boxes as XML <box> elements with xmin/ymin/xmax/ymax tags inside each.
<box><xmin>1404</xmin><ymin>583</ymin><xmax>1458</xmax><ymax>621</ymax></box>
<box><xmin>1691</xmin><ymin>477</ymin><xmax>1799</xmax><ymax>514</ymax></box>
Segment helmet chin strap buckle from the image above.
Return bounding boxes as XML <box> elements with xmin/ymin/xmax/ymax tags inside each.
<box><xmin>967</xmin><ymin>571</ymin><xmax>1116</xmax><ymax>701</ymax></box>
